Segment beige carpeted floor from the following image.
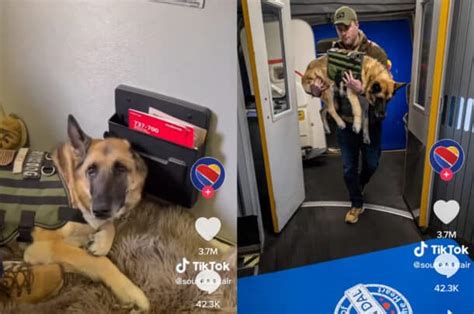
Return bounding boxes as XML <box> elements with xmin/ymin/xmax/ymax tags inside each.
<box><xmin>0</xmin><ymin>198</ymin><xmax>236</xmax><ymax>313</ymax></box>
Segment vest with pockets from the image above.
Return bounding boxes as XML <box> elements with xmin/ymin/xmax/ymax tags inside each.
<box><xmin>327</xmin><ymin>48</ymin><xmax>365</xmax><ymax>84</ymax></box>
<box><xmin>330</xmin><ymin>31</ymin><xmax>388</xmax><ymax>122</ymax></box>
<box><xmin>0</xmin><ymin>150</ymin><xmax>85</xmax><ymax>245</ymax></box>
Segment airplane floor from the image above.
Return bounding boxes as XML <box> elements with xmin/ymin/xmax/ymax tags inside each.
<box><xmin>303</xmin><ymin>150</ymin><xmax>408</xmax><ymax>210</ymax></box>
<box><xmin>259</xmin><ymin>206</ymin><xmax>423</xmax><ymax>274</ymax></box>
<box><xmin>258</xmin><ymin>151</ymin><xmax>423</xmax><ymax>274</ymax></box>
<box><xmin>259</xmin><ymin>151</ymin><xmax>422</xmax><ymax>273</ymax></box>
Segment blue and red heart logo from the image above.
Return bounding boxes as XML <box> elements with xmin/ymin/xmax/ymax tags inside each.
<box><xmin>191</xmin><ymin>157</ymin><xmax>225</xmax><ymax>198</ymax></box>
<box><xmin>196</xmin><ymin>164</ymin><xmax>221</xmax><ymax>186</ymax></box>
<box><xmin>429</xmin><ymin>139</ymin><xmax>464</xmax><ymax>179</ymax></box>
<box><xmin>433</xmin><ymin>146</ymin><xmax>460</xmax><ymax>169</ymax></box>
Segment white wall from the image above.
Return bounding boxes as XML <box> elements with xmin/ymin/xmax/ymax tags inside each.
<box><xmin>0</xmin><ymin>0</ymin><xmax>237</xmax><ymax>242</ymax></box>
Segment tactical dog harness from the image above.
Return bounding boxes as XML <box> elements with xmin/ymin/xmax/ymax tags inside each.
<box><xmin>0</xmin><ymin>149</ymin><xmax>86</xmax><ymax>246</ymax></box>
<box><xmin>327</xmin><ymin>48</ymin><xmax>365</xmax><ymax>84</ymax></box>
<box><xmin>326</xmin><ymin>48</ymin><xmax>367</xmax><ymax>120</ymax></box>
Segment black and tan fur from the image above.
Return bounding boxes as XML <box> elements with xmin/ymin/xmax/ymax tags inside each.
<box><xmin>15</xmin><ymin>115</ymin><xmax>150</xmax><ymax>310</ymax></box>
<box><xmin>302</xmin><ymin>55</ymin><xmax>405</xmax><ymax>143</ymax></box>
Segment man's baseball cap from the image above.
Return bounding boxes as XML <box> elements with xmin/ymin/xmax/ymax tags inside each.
<box><xmin>333</xmin><ymin>6</ymin><xmax>358</xmax><ymax>26</ymax></box>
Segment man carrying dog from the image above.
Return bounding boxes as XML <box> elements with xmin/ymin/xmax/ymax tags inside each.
<box><xmin>311</xmin><ymin>6</ymin><xmax>389</xmax><ymax>223</ymax></box>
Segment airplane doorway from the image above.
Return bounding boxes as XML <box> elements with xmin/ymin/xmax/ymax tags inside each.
<box><xmin>238</xmin><ymin>0</ymin><xmax>455</xmax><ymax>275</ymax></box>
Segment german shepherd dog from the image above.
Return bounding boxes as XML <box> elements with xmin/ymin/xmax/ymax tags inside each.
<box><xmin>302</xmin><ymin>54</ymin><xmax>405</xmax><ymax>143</ymax></box>
<box><xmin>17</xmin><ymin>116</ymin><xmax>150</xmax><ymax>310</ymax></box>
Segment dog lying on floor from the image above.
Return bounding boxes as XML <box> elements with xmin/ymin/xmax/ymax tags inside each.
<box><xmin>0</xmin><ymin>115</ymin><xmax>150</xmax><ymax>311</ymax></box>
<box><xmin>301</xmin><ymin>51</ymin><xmax>405</xmax><ymax>143</ymax></box>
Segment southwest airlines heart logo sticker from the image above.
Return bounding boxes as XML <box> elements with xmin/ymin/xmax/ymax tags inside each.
<box><xmin>191</xmin><ymin>157</ymin><xmax>225</xmax><ymax>199</ymax></box>
<box><xmin>196</xmin><ymin>164</ymin><xmax>221</xmax><ymax>186</ymax></box>
<box><xmin>433</xmin><ymin>146</ymin><xmax>460</xmax><ymax>168</ymax></box>
<box><xmin>429</xmin><ymin>139</ymin><xmax>464</xmax><ymax>182</ymax></box>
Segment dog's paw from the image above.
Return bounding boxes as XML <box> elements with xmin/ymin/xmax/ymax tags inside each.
<box><xmin>323</xmin><ymin>125</ymin><xmax>331</xmax><ymax>134</ymax></box>
<box><xmin>117</xmin><ymin>283</ymin><xmax>150</xmax><ymax>312</ymax></box>
<box><xmin>352</xmin><ymin>123</ymin><xmax>361</xmax><ymax>134</ymax></box>
<box><xmin>337</xmin><ymin>121</ymin><xmax>346</xmax><ymax>129</ymax></box>
<box><xmin>88</xmin><ymin>230</ymin><xmax>113</xmax><ymax>256</ymax></box>
<box><xmin>363</xmin><ymin>135</ymin><xmax>371</xmax><ymax>145</ymax></box>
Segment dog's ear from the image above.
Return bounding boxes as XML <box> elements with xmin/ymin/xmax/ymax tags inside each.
<box><xmin>371</xmin><ymin>82</ymin><xmax>381</xmax><ymax>94</ymax></box>
<box><xmin>67</xmin><ymin>114</ymin><xmax>91</xmax><ymax>159</ymax></box>
<box><xmin>394</xmin><ymin>81</ymin><xmax>407</xmax><ymax>93</ymax></box>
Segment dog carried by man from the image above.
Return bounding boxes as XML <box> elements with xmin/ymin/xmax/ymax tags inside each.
<box><xmin>302</xmin><ymin>6</ymin><xmax>408</xmax><ymax>224</ymax></box>
<box><xmin>301</xmin><ymin>49</ymin><xmax>405</xmax><ymax>144</ymax></box>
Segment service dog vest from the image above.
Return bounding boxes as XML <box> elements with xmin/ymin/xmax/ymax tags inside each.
<box><xmin>327</xmin><ymin>48</ymin><xmax>365</xmax><ymax>84</ymax></box>
<box><xmin>0</xmin><ymin>150</ymin><xmax>85</xmax><ymax>245</ymax></box>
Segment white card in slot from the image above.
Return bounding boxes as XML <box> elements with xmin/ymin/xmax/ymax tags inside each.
<box><xmin>148</xmin><ymin>107</ymin><xmax>207</xmax><ymax>149</ymax></box>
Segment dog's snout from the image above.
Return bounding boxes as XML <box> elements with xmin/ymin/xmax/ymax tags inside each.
<box><xmin>92</xmin><ymin>203</ymin><xmax>111</xmax><ymax>218</ymax></box>
<box><xmin>92</xmin><ymin>211</ymin><xmax>111</xmax><ymax>219</ymax></box>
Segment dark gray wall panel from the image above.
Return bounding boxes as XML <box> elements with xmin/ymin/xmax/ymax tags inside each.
<box><xmin>431</xmin><ymin>0</ymin><xmax>474</xmax><ymax>245</ymax></box>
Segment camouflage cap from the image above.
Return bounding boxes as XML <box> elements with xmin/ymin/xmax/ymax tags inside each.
<box><xmin>334</xmin><ymin>6</ymin><xmax>358</xmax><ymax>26</ymax></box>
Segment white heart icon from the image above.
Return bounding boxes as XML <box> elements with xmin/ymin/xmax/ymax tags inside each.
<box><xmin>433</xmin><ymin>200</ymin><xmax>460</xmax><ymax>225</ymax></box>
<box><xmin>195</xmin><ymin>217</ymin><xmax>221</xmax><ymax>241</ymax></box>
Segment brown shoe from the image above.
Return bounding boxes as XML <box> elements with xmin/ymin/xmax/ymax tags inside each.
<box><xmin>0</xmin><ymin>262</ymin><xmax>64</xmax><ymax>303</ymax></box>
<box><xmin>345</xmin><ymin>207</ymin><xmax>365</xmax><ymax>224</ymax></box>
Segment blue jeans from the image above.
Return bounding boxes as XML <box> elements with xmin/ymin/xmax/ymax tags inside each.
<box><xmin>336</xmin><ymin>122</ymin><xmax>382</xmax><ymax>208</ymax></box>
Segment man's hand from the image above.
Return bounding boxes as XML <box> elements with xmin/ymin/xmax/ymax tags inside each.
<box><xmin>343</xmin><ymin>71</ymin><xmax>363</xmax><ymax>94</ymax></box>
<box><xmin>310</xmin><ymin>77</ymin><xmax>329</xmax><ymax>97</ymax></box>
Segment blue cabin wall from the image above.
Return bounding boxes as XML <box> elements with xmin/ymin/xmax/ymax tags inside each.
<box><xmin>313</xmin><ymin>19</ymin><xmax>413</xmax><ymax>150</ymax></box>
